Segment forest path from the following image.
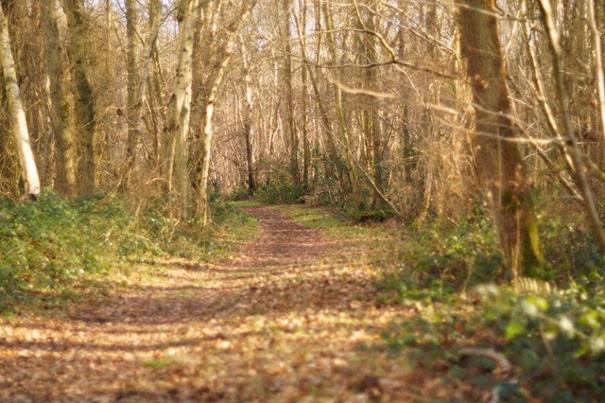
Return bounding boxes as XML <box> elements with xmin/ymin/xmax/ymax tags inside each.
<box><xmin>0</xmin><ymin>206</ymin><xmax>414</xmax><ymax>402</ymax></box>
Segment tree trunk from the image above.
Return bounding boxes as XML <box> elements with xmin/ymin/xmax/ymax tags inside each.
<box><xmin>122</xmin><ymin>0</ymin><xmax>140</xmax><ymax>191</ymax></box>
<box><xmin>64</xmin><ymin>0</ymin><xmax>96</xmax><ymax>195</ymax></box>
<box><xmin>322</xmin><ymin>2</ymin><xmax>358</xmax><ymax>196</ymax></box>
<box><xmin>163</xmin><ymin>0</ymin><xmax>199</xmax><ymax>217</ymax></box>
<box><xmin>457</xmin><ymin>0</ymin><xmax>544</xmax><ymax>278</ymax></box>
<box><xmin>0</xmin><ymin>3</ymin><xmax>40</xmax><ymax>199</ymax></box>
<box><xmin>281</xmin><ymin>0</ymin><xmax>300</xmax><ymax>186</ymax></box>
<box><xmin>241</xmin><ymin>38</ymin><xmax>256</xmax><ymax>194</ymax></box>
<box><xmin>363</xmin><ymin>11</ymin><xmax>385</xmax><ymax>209</ymax></box>
<box><xmin>192</xmin><ymin>1</ymin><xmax>256</xmax><ymax>224</ymax></box>
<box><xmin>300</xmin><ymin>0</ymin><xmax>310</xmax><ymax>191</ymax></box>
<box><xmin>43</xmin><ymin>0</ymin><xmax>76</xmax><ymax>196</ymax></box>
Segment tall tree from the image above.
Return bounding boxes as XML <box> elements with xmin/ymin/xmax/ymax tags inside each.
<box><xmin>0</xmin><ymin>2</ymin><xmax>40</xmax><ymax>199</ymax></box>
<box><xmin>191</xmin><ymin>0</ymin><xmax>257</xmax><ymax>224</ymax></box>
<box><xmin>241</xmin><ymin>36</ymin><xmax>256</xmax><ymax>194</ymax></box>
<box><xmin>457</xmin><ymin>0</ymin><xmax>543</xmax><ymax>278</ymax></box>
<box><xmin>356</xmin><ymin>1</ymin><xmax>385</xmax><ymax>209</ymax></box>
<box><xmin>64</xmin><ymin>0</ymin><xmax>97</xmax><ymax>195</ymax></box>
<box><xmin>280</xmin><ymin>0</ymin><xmax>300</xmax><ymax>186</ymax></box>
<box><xmin>163</xmin><ymin>0</ymin><xmax>200</xmax><ymax>217</ymax></box>
<box><xmin>122</xmin><ymin>0</ymin><xmax>140</xmax><ymax>190</ymax></box>
<box><xmin>43</xmin><ymin>0</ymin><xmax>76</xmax><ymax>196</ymax></box>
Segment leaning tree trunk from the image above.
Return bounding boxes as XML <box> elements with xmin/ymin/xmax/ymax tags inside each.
<box><xmin>43</xmin><ymin>0</ymin><xmax>76</xmax><ymax>196</ymax></box>
<box><xmin>192</xmin><ymin>1</ymin><xmax>256</xmax><ymax>224</ymax></box>
<box><xmin>64</xmin><ymin>0</ymin><xmax>96</xmax><ymax>195</ymax></box>
<box><xmin>0</xmin><ymin>3</ymin><xmax>40</xmax><ymax>199</ymax></box>
<box><xmin>457</xmin><ymin>0</ymin><xmax>544</xmax><ymax>279</ymax></box>
<box><xmin>194</xmin><ymin>51</ymin><xmax>234</xmax><ymax>224</ymax></box>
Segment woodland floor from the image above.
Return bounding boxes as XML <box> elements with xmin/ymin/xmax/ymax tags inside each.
<box><xmin>0</xmin><ymin>206</ymin><xmax>455</xmax><ymax>402</ymax></box>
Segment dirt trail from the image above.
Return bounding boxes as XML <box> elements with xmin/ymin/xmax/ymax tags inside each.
<box><xmin>0</xmin><ymin>206</ymin><xmax>412</xmax><ymax>402</ymax></box>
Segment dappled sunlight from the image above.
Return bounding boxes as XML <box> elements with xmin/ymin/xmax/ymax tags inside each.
<box><xmin>0</xmin><ymin>206</ymin><xmax>417</xmax><ymax>401</ymax></box>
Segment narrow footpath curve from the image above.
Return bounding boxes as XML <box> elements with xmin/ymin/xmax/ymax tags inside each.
<box><xmin>0</xmin><ymin>206</ymin><xmax>413</xmax><ymax>402</ymax></box>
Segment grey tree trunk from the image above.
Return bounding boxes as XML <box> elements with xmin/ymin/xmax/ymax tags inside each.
<box><xmin>163</xmin><ymin>0</ymin><xmax>199</xmax><ymax>217</ymax></box>
<box><xmin>64</xmin><ymin>0</ymin><xmax>97</xmax><ymax>195</ymax></box>
<box><xmin>43</xmin><ymin>0</ymin><xmax>76</xmax><ymax>196</ymax></box>
<box><xmin>122</xmin><ymin>0</ymin><xmax>140</xmax><ymax>191</ymax></box>
<box><xmin>280</xmin><ymin>0</ymin><xmax>300</xmax><ymax>186</ymax></box>
<box><xmin>241</xmin><ymin>37</ymin><xmax>256</xmax><ymax>194</ymax></box>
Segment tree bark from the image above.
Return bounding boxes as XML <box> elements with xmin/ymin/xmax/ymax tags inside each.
<box><xmin>122</xmin><ymin>0</ymin><xmax>140</xmax><ymax>191</ymax></box>
<box><xmin>0</xmin><ymin>3</ymin><xmax>40</xmax><ymax>199</ymax></box>
<box><xmin>241</xmin><ymin>37</ymin><xmax>256</xmax><ymax>194</ymax></box>
<box><xmin>192</xmin><ymin>1</ymin><xmax>256</xmax><ymax>224</ymax></box>
<box><xmin>457</xmin><ymin>0</ymin><xmax>544</xmax><ymax>278</ymax></box>
<box><xmin>64</xmin><ymin>0</ymin><xmax>96</xmax><ymax>195</ymax></box>
<box><xmin>281</xmin><ymin>0</ymin><xmax>300</xmax><ymax>186</ymax></box>
<box><xmin>163</xmin><ymin>0</ymin><xmax>199</xmax><ymax>217</ymax></box>
<box><xmin>43</xmin><ymin>0</ymin><xmax>76</xmax><ymax>196</ymax></box>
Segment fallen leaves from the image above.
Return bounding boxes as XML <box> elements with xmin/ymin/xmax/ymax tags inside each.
<box><xmin>0</xmin><ymin>206</ymin><xmax>419</xmax><ymax>402</ymax></box>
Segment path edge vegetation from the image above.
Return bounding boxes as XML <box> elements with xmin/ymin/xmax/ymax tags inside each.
<box><xmin>1</xmin><ymin>0</ymin><xmax>605</xmax><ymax>400</ymax></box>
<box><xmin>0</xmin><ymin>192</ymin><xmax>259</xmax><ymax>315</ymax></box>
<box><xmin>280</xmin><ymin>202</ymin><xmax>605</xmax><ymax>400</ymax></box>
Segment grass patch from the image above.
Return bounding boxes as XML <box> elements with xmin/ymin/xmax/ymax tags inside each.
<box><xmin>278</xmin><ymin>204</ymin><xmax>402</xmax><ymax>267</ymax></box>
<box><xmin>279</xmin><ymin>204</ymin><xmax>396</xmax><ymax>241</ymax></box>
<box><xmin>142</xmin><ymin>357</ymin><xmax>180</xmax><ymax>369</ymax></box>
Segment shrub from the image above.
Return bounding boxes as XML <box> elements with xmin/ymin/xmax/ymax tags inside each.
<box><xmin>0</xmin><ymin>192</ymin><xmax>132</xmax><ymax>310</ymax></box>
<box><xmin>0</xmin><ymin>191</ymin><xmax>256</xmax><ymax>312</ymax></box>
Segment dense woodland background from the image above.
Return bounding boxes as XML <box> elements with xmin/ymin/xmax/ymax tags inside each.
<box><xmin>2</xmin><ymin>0</ymin><xmax>605</xmax><ymax>399</ymax></box>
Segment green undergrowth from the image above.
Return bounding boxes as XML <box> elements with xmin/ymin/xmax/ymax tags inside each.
<box><xmin>257</xmin><ymin>180</ymin><xmax>306</xmax><ymax>205</ymax></box>
<box><xmin>0</xmin><ymin>191</ymin><xmax>257</xmax><ymax>313</ymax></box>
<box><xmin>375</xmin><ymin>211</ymin><xmax>605</xmax><ymax>401</ymax></box>
<box><xmin>280</xmin><ymin>204</ymin><xmax>396</xmax><ymax>240</ymax></box>
<box><xmin>281</xmin><ymin>203</ymin><xmax>605</xmax><ymax>399</ymax></box>
<box><xmin>279</xmin><ymin>204</ymin><xmax>401</xmax><ymax>265</ymax></box>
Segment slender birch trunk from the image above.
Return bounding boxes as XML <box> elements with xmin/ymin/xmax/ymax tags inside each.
<box><xmin>0</xmin><ymin>3</ymin><xmax>40</xmax><ymax>199</ymax></box>
<box><xmin>241</xmin><ymin>37</ymin><xmax>256</xmax><ymax>194</ymax></box>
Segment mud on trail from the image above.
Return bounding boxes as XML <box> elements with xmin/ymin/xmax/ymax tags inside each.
<box><xmin>0</xmin><ymin>206</ymin><xmax>414</xmax><ymax>402</ymax></box>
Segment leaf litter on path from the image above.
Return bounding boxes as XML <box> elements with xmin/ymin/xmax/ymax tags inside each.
<box><xmin>1</xmin><ymin>206</ymin><xmax>421</xmax><ymax>402</ymax></box>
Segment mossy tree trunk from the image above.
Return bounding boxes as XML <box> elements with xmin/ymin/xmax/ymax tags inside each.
<box><xmin>43</xmin><ymin>0</ymin><xmax>76</xmax><ymax>197</ymax></box>
<box><xmin>457</xmin><ymin>0</ymin><xmax>544</xmax><ymax>279</ymax></box>
<box><xmin>64</xmin><ymin>0</ymin><xmax>97</xmax><ymax>195</ymax></box>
